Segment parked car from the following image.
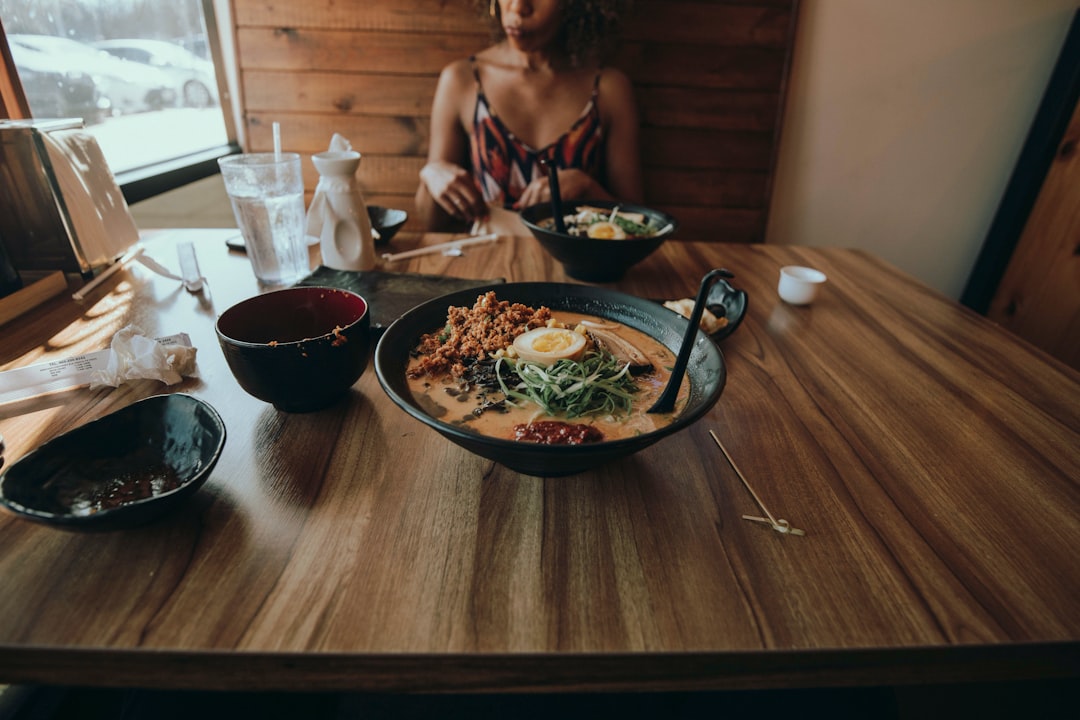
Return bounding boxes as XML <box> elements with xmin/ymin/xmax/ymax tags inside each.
<box><xmin>9</xmin><ymin>42</ymin><xmax>113</xmax><ymax>124</ymax></box>
<box><xmin>94</xmin><ymin>39</ymin><xmax>219</xmax><ymax>108</ymax></box>
<box><xmin>8</xmin><ymin>34</ymin><xmax>177</xmax><ymax>114</ymax></box>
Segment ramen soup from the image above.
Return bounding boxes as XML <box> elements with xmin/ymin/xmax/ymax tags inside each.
<box><xmin>406</xmin><ymin>301</ymin><xmax>688</xmax><ymax>444</ymax></box>
<box><xmin>540</xmin><ymin>205</ymin><xmax>659</xmax><ymax>239</ymax></box>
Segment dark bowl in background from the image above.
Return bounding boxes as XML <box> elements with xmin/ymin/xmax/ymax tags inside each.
<box><xmin>216</xmin><ymin>286</ymin><xmax>371</xmax><ymax>412</ymax></box>
<box><xmin>368</xmin><ymin>206</ymin><xmax>408</xmax><ymax>245</ymax></box>
<box><xmin>519</xmin><ymin>200</ymin><xmax>678</xmax><ymax>283</ymax></box>
<box><xmin>0</xmin><ymin>393</ymin><xmax>226</xmax><ymax>531</ymax></box>
<box><xmin>375</xmin><ymin>282</ymin><xmax>725</xmax><ymax>477</ymax></box>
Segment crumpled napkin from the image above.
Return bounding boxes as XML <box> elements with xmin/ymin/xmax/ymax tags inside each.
<box><xmin>89</xmin><ymin>325</ymin><xmax>198</xmax><ymax>388</ymax></box>
<box><xmin>305</xmin><ymin>132</ymin><xmax>354</xmax><ymax>239</ymax></box>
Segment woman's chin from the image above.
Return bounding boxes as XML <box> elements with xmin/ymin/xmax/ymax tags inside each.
<box><xmin>504</xmin><ymin>27</ymin><xmax>556</xmax><ymax>54</ymax></box>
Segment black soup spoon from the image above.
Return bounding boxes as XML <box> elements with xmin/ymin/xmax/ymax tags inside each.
<box><xmin>647</xmin><ymin>268</ymin><xmax>734</xmax><ymax>414</ymax></box>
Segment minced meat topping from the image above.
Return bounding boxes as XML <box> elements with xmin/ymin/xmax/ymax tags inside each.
<box><xmin>409</xmin><ymin>291</ymin><xmax>552</xmax><ymax>378</ymax></box>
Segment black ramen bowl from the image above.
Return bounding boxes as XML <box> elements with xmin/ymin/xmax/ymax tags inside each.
<box><xmin>375</xmin><ymin>282</ymin><xmax>725</xmax><ymax>476</ymax></box>
<box><xmin>519</xmin><ymin>200</ymin><xmax>678</xmax><ymax>283</ymax></box>
<box><xmin>369</xmin><ymin>205</ymin><xmax>408</xmax><ymax>245</ymax></box>
<box><xmin>216</xmin><ymin>286</ymin><xmax>371</xmax><ymax>412</ymax></box>
<box><xmin>0</xmin><ymin>393</ymin><xmax>226</xmax><ymax>531</ymax></box>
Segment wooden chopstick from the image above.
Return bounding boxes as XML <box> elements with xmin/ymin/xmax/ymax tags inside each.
<box><xmin>380</xmin><ymin>233</ymin><xmax>499</xmax><ymax>263</ymax></box>
<box><xmin>710</xmin><ymin>430</ymin><xmax>805</xmax><ymax>536</ymax></box>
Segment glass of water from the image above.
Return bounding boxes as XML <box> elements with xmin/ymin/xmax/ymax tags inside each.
<box><xmin>218</xmin><ymin>152</ymin><xmax>309</xmax><ymax>287</ymax></box>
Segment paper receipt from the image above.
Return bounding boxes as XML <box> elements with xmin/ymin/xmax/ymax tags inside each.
<box><xmin>0</xmin><ymin>333</ymin><xmax>191</xmax><ymax>404</ymax></box>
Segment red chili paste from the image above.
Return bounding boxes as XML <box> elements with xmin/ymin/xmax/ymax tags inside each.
<box><xmin>512</xmin><ymin>421</ymin><xmax>604</xmax><ymax>445</ymax></box>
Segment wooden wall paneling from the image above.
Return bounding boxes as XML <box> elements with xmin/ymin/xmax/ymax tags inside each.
<box><xmin>235</xmin><ymin>28</ymin><xmax>484</xmax><ymax>74</ymax></box>
<box><xmin>986</xmin><ymin>96</ymin><xmax>1080</xmax><ymax>370</ymax></box>
<box><xmin>243</xmin><ymin>71</ymin><xmax>437</xmax><ymax>117</ymax></box>
<box><xmin>645</xmin><ymin>169</ymin><xmax>769</xmax><ymax>208</ymax></box>
<box><xmin>635</xmin><ymin>88</ymin><xmax>783</xmax><ymax>132</ymax></box>
<box><xmin>235</xmin><ymin>32</ymin><xmax>787</xmax><ymax>90</ymax></box>
<box><xmin>964</xmin><ymin>11</ymin><xmax>1079</xmax><ymax>371</ymax></box>
<box><xmin>640</xmin><ymin>128</ymin><xmax>774</xmax><ymax>169</ymax></box>
<box><xmin>246</xmin><ymin>114</ymin><xmax>429</xmax><ymax>157</ymax></box>
<box><xmin>230</xmin><ymin>0</ymin><xmax>799</xmax><ymax>241</ymax></box>
<box><xmin>235</xmin><ymin>0</ymin><xmax>793</xmax><ymax>39</ymax></box>
<box><xmin>661</xmin><ymin>207</ymin><xmax>765</xmax><ymax>244</ymax></box>
<box><xmin>622</xmin><ymin>2</ymin><xmax>793</xmax><ymax>47</ymax></box>
<box><xmin>233</xmin><ymin>0</ymin><xmax>484</xmax><ymax>32</ymax></box>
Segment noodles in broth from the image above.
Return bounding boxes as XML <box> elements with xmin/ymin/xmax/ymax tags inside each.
<box><xmin>405</xmin><ymin>292</ymin><xmax>687</xmax><ymax>444</ymax></box>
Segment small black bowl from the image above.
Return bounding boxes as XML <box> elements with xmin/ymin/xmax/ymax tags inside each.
<box><xmin>375</xmin><ymin>282</ymin><xmax>725</xmax><ymax>476</ymax></box>
<box><xmin>0</xmin><ymin>393</ymin><xmax>226</xmax><ymax>531</ymax></box>
<box><xmin>216</xmin><ymin>286</ymin><xmax>371</xmax><ymax>412</ymax></box>
<box><xmin>227</xmin><ymin>207</ymin><xmax>408</xmax><ymax>252</ymax></box>
<box><xmin>519</xmin><ymin>200</ymin><xmax>678</xmax><ymax>283</ymax></box>
<box><xmin>369</xmin><ymin>206</ymin><xmax>408</xmax><ymax>245</ymax></box>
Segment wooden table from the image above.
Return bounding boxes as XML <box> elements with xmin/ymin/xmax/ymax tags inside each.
<box><xmin>0</xmin><ymin>229</ymin><xmax>1077</xmax><ymax>692</ymax></box>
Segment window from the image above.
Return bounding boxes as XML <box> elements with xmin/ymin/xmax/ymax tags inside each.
<box><xmin>0</xmin><ymin>0</ymin><xmax>236</xmax><ymax>202</ymax></box>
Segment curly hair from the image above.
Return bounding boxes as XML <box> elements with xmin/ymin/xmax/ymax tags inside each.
<box><xmin>471</xmin><ymin>0</ymin><xmax>633</xmax><ymax>67</ymax></box>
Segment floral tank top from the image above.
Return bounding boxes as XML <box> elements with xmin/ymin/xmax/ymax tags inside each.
<box><xmin>469</xmin><ymin>58</ymin><xmax>604</xmax><ymax>207</ymax></box>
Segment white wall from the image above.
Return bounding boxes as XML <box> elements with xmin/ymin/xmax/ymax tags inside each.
<box><xmin>766</xmin><ymin>0</ymin><xmax>1077</xmax><ymax>299</ymax></box>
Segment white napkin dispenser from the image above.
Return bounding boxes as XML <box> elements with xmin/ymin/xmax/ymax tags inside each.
<box><xmin>0</xmin><ymin>118</ymin><xmax>138</xmax><ymax>277</ymax></box>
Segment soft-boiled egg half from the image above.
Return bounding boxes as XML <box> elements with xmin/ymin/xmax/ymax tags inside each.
<box><xmin>586</xmin><ymin>221</ymin><xmax>627</xmax><ymax>239</ymax></box>
<box><xmin>512</xmin><ymin>327</ymin><xmax>588</xmax><ymax>365</ymax></box>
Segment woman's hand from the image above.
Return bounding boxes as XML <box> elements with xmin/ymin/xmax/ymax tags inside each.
<box><xmin>513</xmin><ymin>168</ymin><xmax>608</xmax><ymax>210</ymax></box>
<box><xmin>419</xmin><ymin>161</ymin><xmax>488</xmax><ymax>224</ymax></box>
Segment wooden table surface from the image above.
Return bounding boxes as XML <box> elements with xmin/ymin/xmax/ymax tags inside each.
<box><xmin>0</xmin><ymin>229</ymin><xmax>1077</xmax><ymax>692</ymax></box>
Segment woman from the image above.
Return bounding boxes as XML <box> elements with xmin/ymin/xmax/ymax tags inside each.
<box><xmin>416</xmin><ymin>0</ymin><xmax>642</xmax><ymax>231</ymax></box>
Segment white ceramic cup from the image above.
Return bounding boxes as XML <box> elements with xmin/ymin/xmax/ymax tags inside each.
<box><xmin>778</xmin><ymin>265</ymin><xmax>827</xmax><ymax>305</ymax></box>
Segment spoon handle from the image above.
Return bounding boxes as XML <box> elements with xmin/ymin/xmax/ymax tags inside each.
<box><xmin>647</xmin><ymin>268</ymin><xmax>734</xmax><ymax>414</ymax></box>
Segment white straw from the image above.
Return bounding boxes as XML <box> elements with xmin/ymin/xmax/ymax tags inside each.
<box><xmin>381</xmin><ymin>234</ymin><xmax>499</xmax><ymax>263</ymax></box>
<box><xmin>272</xmin><ymin>122</ymin><xmax>282</xmax><ymax>160</ymax></box>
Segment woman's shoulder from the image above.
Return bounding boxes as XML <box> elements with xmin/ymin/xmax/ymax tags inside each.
<box><xmin>596</xmin><ymin>66</ymin><xmax>636</xmax><ymax>118</ymax></box>
<box><xmin>432</xmin><ymin>57</ymin><xmax>483</xmax><ymax>125</ymax></box>
<box><xmin>438</xmin><ymin>57</ymin><xmax>478</xmax><ymax>89</ymax></box>
<box><xmin>597</xmin><ymin>66</ymin><xmax>634</xmax><ymax>96</ymax></box>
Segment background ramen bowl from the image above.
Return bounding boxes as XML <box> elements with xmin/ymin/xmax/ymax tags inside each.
<box><xmin>0</xmin><ymin>393</ymin><xmax>225</xmax><ymax>532</ymax></box>
<box><xmin>216</xmin><ymin>286</ymin><xmax>371</xmax><ymax>412</ymax></box>
<box><xmin>519</xmin><ymin>200</ymin><xmax>678</xmax><ymax>283</ymax></box>
<box><xmin>375</xmin><ymin>282</ymin><xmax>725</xmax><ymax>477</ymax></box>
<box><xmin>369</xmin><ymin>205</ymin><xmax>408</xmax><ymax>245</ymax></box>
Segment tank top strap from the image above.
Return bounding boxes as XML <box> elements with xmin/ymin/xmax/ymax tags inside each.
<box><xmin>469</xmin><ymin>55</ymin><xmax>483</xmax><ymax>90</ymax></box>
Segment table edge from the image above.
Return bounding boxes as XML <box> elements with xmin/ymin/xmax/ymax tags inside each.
<box><xmin>2</xmin><ymin>643</ymin><xmax>1077</xmax><ymax>692</ymax></box>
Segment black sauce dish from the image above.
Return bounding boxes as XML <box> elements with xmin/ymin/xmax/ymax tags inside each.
<box><xmin>375</xmin><ymin>282</ymin><xmax>726</xmax><ymax>477</ymax></box>
<box><xmin>225</xmin><ymin>206</ymin><xmax>407</xmax><ymax>252</ymax></box>
<box><xmin>706</xmin><ymin>278</ymin><xmax>748</xmax><ymax>341</ymax></box>
<box><xmin>519</xmin><ymin>200</ymin><xmax>678</xmax><ymax>283</ymax></box>
<box><xmin>0</xmin><ymin>393</ymin><xmax>226</xmax><ymax>531</ymax></box>
<box><xmin>368</xmin><ymin>205</ymin><xmax>408</xmax><ymax>245</ymax></box>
